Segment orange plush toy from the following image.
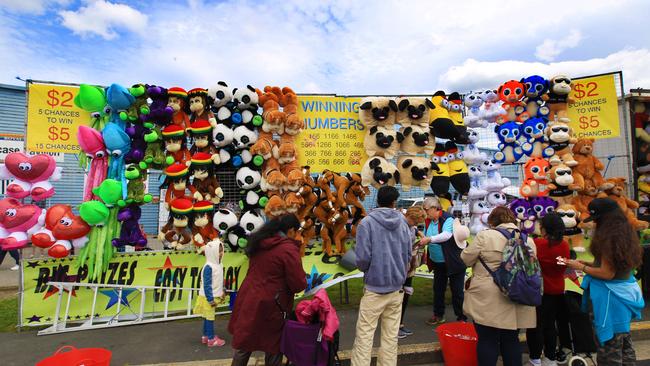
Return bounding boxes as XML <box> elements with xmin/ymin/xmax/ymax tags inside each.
<box><xmin>598</xmin><ymin>177</ymin><xmax>649</xmax><ymax>230</ymax></box>
<box><xmin>279</xmin><ymin>87</ymin><xmax>304</xmax><ymax>136</ymax></box>
<box><xmin>264</xmin><ymin>195</ymin><xmax>287</xmax><ymax>219</ymax></box>
<box><xmin>258</xmin><ymin>86</ymin><xmax>285</xmax><ymax>135</ymax></box>
<box><xmin>520</xmin><ymin>157</ymin><xmax>551</xmax><ymax>197</ymax></box>
<box><xmin>571</xmin><ymin>138</ymin><xmax>612</xmax><ymax>192</ymax></box>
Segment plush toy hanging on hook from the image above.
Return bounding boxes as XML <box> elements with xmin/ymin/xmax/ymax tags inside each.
<box><xmin>77</xmin><ymin>126</ymin><xmax>108</xmax><ymax>201</ymax></box>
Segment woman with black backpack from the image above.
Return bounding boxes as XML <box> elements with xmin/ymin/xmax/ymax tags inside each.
<box><xmin>461</xmin><ymin>206</ymin><xmax>537</xmax><ymax>366</ymax></box>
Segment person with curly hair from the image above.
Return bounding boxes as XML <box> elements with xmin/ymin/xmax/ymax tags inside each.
<box><xmin>564</xmin><ymin>198</ymin><xmax>645</xmax><ymax>365</ymax></box>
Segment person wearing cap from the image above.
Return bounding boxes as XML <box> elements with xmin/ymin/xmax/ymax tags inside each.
<box><xmin>398</xmin><ymin>205</ymin><xmax>427</xmax><ymax>339</ymax></box>
<box><xmin>421</xmin><ymin>196</ymin><xmax>467</xmax><ymax>325</ymax></box>
<box><xmin>461</xmin><ymin>206</ymin><xmax>537</xmax><ymax>366</ymax></box>
<box><xmin>351</xmin><ymin>186</ymin><xmax>412</xmax><ymax>366</ymax></box>
<box><xmin>564</xmin><ymin>198</ymin><xmax>644</xmax><ymax>365</ymax></box>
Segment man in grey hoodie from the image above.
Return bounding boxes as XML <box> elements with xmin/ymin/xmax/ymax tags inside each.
<box><xmin>351</xmin><ymin>186</ymin><xmax>412</xmax><ymax>366</ymax></box>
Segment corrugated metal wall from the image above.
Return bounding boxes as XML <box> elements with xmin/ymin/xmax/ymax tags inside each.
<box><xmin>0</xmin><ymin>84</ymin><xmax>26</xmax><ymax>136</ymax></box>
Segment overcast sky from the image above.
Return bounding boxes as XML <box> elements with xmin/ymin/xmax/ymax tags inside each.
<box><xmin>1</xmin><ymin>0</ymin><xmax>650</xmax><ymax>94</ymax></box>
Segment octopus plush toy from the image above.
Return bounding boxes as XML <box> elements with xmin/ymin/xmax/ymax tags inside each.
<box><xmin>112</xmin><ymin>204</ymin><xmax>147</xmax><ymax>249</ymax></box>
<box><xmin>0</xmin><ymin>198</ymin><xmax>45</xmax><ymax>250</ymax></box>
<box><xmin>0</xmin><ymin>152</ymin><xmax>62</xmax><ymax>202</ymax></box>
<box><xmin>32</xmin><ymin>204</ymin><xmax>90</xmax><ymax>258</ymax></box>
<box><xmin>77</xmin><ymin>126</ymin><xmax>108</xmax><ymax>201</ymax></box>
<box><xmin>105</xmin><ymin>83</ymin><xmax>135</xmax><ymax>130</ymax></box>
<box><xmin>102</xmin><ymin>123</ymin><xmax>131</xmax><ymax>199</ymax></box>
<box><xmin>74</xmin><ymin>84</ymin><xmax>109</xmax><ymax>131</ymax></box>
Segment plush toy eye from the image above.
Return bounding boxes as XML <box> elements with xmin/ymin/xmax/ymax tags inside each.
<box><xmin>18</xmin><ymin>162</ymin><xmax>32</xmax><ymax>171</ymax></box>
<box><xmin>566</xmin><ymin>212</ymin><xmax>575</xmax><ymax>218</ymax></box>
<box><xmin>456</xmin><ymin>152</ymin><xmax>464</xmax><ymax>160</ymax></box>
<box><xmin>525</xmin><ymin>82</ymin><xmax>532</xmax><ymax>90</ymax></box>
<box><xmin>451</xmin><ymin>104</ymin><xmax>461</xmax><ymax>112</ymax></box>
<box><xmin>524</xmin><ymin>127</ymin><xmax>533</xmax><ymax>134</ymax></box>
<box><xmin>515</xmin><ymin>207</ymin><xmax>525</xmax><ymax>214</ymax></box>
<box><xmin>545</xmin><ymin>206</ymin><xmax>555</xmax><ymax>213</ymax></box>
<box><xmin>447</xmin><ymin>153</ymin><xmax>455</xmax><ymax>161</ymax></box>
<box><xmin>95</xmin><ymin>151</ymin><xmax>106</xmax><ymax>158</ymax></box>
<box><xmin>500</xmin><ymin>129</ymin><xmax>509</xmax><ymax>137</ymax></box>
<box><xmin>216</xmin><ymin>91</ymin><xmax>225</xmax><ymax>99</ymax></box>
<box><xmin>536</xmin><ymin>84</ymin><xmax>544</xmax><ymax>91</ymax></box>
<box><xmin>515</xmin><ymin>88</ymin><xmax>522</xmax><ymax>95</ymax></box>
<box><xmin>112</xmin><ymin>150</ymin><xmax>122</xmax><ymax>157</ymax></box>
<box><xmin>103</xmin><ymin>106</ymin><xmax>112</xmax><ymax>115</ymax></box>
<box><xmin>242</xmin><ymin>95</ymin><xmax>251</xmax><ymax>104</ymax></box>
<box><xmin>6</xmin><ymin>208</ymin><xmax>16</xmax><ymax>217</ymax></box>
<box><xmin>503</xmin><ymin>89</ymin><xmax>511</xmax><ymax>96</ymax></box>
<box><xmin>440</xmin><ymin>156</ymin><xmax>448</xmax><ymax>163</ymax></box>
<box><xmin>241</xmin><ymin>136</ymin><xmax>250</xmax><ymax>144</ymax></box>
<box><xmin>534</xmin><ymin>205</ymin><xmax>543</xmax><ymax>212</ymax></box>
<box><xmin>60</xmin><ymin>217</ymin><xmax>73</xmax><ymax>226</ymax></box>
<box><xmin>531</xmin><ymin>166</ymin><xmax>540</xmax><ymax>173</ymax></box>
<box><xmin>418</xmin><ymin>105</ymin><xmax>426</xmax><ymax>111</ymax></box>
<box><xmin>513</xmin><ymin>129</ymin><xmax>520</xmax><ymax>136</ymax></box>
<box><xmin>91</xmin><ymin>112</ymin><xmax>101</xmax><ymax>119</ymax></box>
<box><xmin>536</xmin><ymin>123</ymin><xmax>544</xmax><ymax>130</ymax></box>
<box><xmin>441</xmin><ymin>100</ymin><xmax>451</xmax><ymax>109</ymax></box>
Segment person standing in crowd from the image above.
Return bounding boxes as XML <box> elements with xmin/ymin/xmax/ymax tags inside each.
<box><xmin>193</xmin><ymin>239</ymin><xmax>226</xmax><ymax>347</ymax></box>
<box><xmin>229</xmin><ymin>214</ymin><xmax>307</xmax><ymax>366</ymax></box>
<box><xmin>351</xmin><ymin>186</ymin><xmax>412</xmax><ymax>366</ymax></box>
<box><xmin>399</xmin><ymin>205</ymin><xmax>427</xmax><ymax>339</ymax></box>
<box><xmin>421</xmin><ymin>197</ymin><xmax>467</xmax><ymax>325</ymax></box>
<box><xmin>565</xmin><ymin>198</ymin><xmax>644</xmax><ymax>366</ymax></box>
<box><xmin>462</xmin><ymin>207</ymin><xmax>536</xmax><ymax>366</ymax></box>
<box><xmin>526</xmin><ymin>213</ymin><xmax>569</xmax><ymax>366</ymax></box>
<box><xmin>0</xmin><ymin>248</ymin><xmax>19</xmax><ymax>271</ymax></box>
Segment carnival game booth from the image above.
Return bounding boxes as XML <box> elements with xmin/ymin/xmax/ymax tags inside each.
<box><xmin>6</xmin><ymin>71</ymin><xmax>639</xmax><ymax>334</ymax></box>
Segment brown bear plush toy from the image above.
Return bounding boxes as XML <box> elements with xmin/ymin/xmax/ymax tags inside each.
<box><xmin>572</xmin><ymin>138</ymin><xmax>613</xmax><ymax>192</ymax></box>
<box><xmin>598</xmin><ymin>177</ymin><xmax>649</xmax><ymax>230</ymax></box>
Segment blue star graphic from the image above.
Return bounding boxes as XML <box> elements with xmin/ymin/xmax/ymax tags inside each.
<box><xmin>100</xmin><ymin>289</ymin><xmax>136</xmax><ymax>310</ymax></box>
<box><xmin>305</xmin><ymin>265</ymin><xmax>331</xmax><ymax>292</ymax></box>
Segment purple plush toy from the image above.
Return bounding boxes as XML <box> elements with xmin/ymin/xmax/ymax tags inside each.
<box><xmin>509</xmin><ymin>198</ymin><xmax>536</xmax><ymax>235</ymax></box>
<box><xmin>125</xmin><ymin>122</ymin><xmax>148</xmax><ymax>164</ymax></box>
<box><xmin>112</xmin><ymin>205</ymin><xmax>147</xmax><ymax>248</ymax></box>
<box><xmin>529</xmin><ymin>196</ymin><xmax>558</xmax><ymax>235</ymax></box>
<box><xmin>146</xmin><ymin>85</ymin><xmax>174</xmax><ymax>126</ymax></box>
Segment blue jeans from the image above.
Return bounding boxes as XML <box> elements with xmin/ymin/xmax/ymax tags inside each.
<box><xmin>432</xmin><ymin>262</ymin><xmax>466</xmax><ymax>320</ymax></box>
<box><xmin>203</xmin><ymin>319</ymin><xmax>214</xmax><ymax>339</ymax></box>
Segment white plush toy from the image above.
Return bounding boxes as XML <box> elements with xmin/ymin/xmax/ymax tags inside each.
<box><xmin>482</xmin><ymin>158</ymin><xmax>511</xmax><ymax>192</ymax></box>
<box><xmin>479</xmin><ymin>89</ymin><xmax>506</xmax><ymax>124</ymax></box>
<box><xmin>463</xmin><ymin>91</ymin><xmax>487</xmax><ymax>128</ymax></box>
<box><xmin>468</xmin><ymin>165</ymin><xmax>488</xmax><ymax>200</ymax></box>
<box><xmin>469</xmin><ymin>200</ymin><xmax>490</xmax><ymax>234</ymax></box>
<box><xmin>486</xmin><ymin>190</ymin><xmax>507</xmax><ymax>207</ymax></box>
<box><xmin>462</xmin><ymin>128</ymin><xmax>487</xmax><ymax>165</ymax></box>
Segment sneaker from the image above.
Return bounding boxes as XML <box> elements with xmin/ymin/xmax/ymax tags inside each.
<box><xmin>426</xmin><ymin>316</ymin><xmax>445</xmax><ymax>326</ymax></box>
<box><xmin>397</xmin><ymin>329</ymin><xmax>408</xmax><ymax>339</ymax></box>
<box><xmin>201</xmin><ymin>336</ymin><xmax>208</xmax><ymax>344</ymax></box>
<box><xmin>400</xmin><ymin>326</ymin><xmax>413</xmax><ymax>336</ymax></box>
<box><xmin>10</xmin><ymin>265</ymin><xmax>18</xmax><ymax>271</ymax></box>
<box><xmin>555</xmin><ymin>349</ymin><xmax>569</xmax><ymax>364</ymax></box>
<box><xmin>542</xmin><ymin>358</ymin><xmax>557</xmax><ymax>366</ymax></box>
<box><xmin>207</xmin><ymin>336</ymin><xmax>226</xmax><ymax>347</ymax></box>
<box><xmin>529</xmin><ymin>359</ymin><xmax>541</xmax><ymax>366</ymax></box>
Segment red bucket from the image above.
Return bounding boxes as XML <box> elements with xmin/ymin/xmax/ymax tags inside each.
<box><xmin>436</xmin><ymin>322</ymin><xmax>478</xmax><ymax>366</ymax></box>
<box><xmin>36</xmin><ymin>345</ymin><xmax>112</xmax><ymax>366</ymax></box>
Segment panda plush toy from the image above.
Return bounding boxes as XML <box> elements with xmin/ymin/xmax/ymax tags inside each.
<box><xmin>212</xmin><ymin>120</ymin><xmax>234</xmax><ymax>164</ymax></box>
<box><xmin>233</xmin><ymin>85</ymin><xmax>262</xmax><ymax>128</ymax></box>
<box><xmin>232</xmin><ymin>125</ymin><xmax>263</xmax><ymax>168</ymax></box>
<box><xmin>236</xmin><ymin>165</ymin><xmax>262</xmax><ymax>191</ymax></box>
<box><xmin>207</xmin><ymin>81</ymin><xmax>237</xmax><ymax>124</ymax></box>
<box><xmin>239</xmin><ymin>210</ymin><xmax>265</xmax><ymax>236</ymax></box>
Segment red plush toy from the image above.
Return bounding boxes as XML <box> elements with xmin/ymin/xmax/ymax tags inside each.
<box><xmin>498</xmin><ymin>80</ymin><xmax>526</xmax><ymax>123</ymax></box>
<box><xmin>31</xmin><ymin>204</ymin><xmax>91</xmax><ymax>258</ymax></box>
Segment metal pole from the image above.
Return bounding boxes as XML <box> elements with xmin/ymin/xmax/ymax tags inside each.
<box><xmin>139</xmin><ymin>288</ymin><xmax>146</xmax><ymax>321</ymax></box>
<box><xmin>89</xmin><ymin>287</ymin><xmax>98</xmax><ymax>324</ymax></box>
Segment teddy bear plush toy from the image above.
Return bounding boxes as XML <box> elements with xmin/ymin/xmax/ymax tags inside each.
<box><xmin>468</xmin><ymin>165</ymin><xmax>488</xmax><ymax>200</ymax></box>
<box><xmin>258</xmin><ymin>86</ymin><xmax>285</xmax><ymax>134</ymax></box>
<box><xmin>556</xmin><ymin>203</ymin><xmax>585</xmax><ymax>251</ymax></box>
<box><xmin>634</xmin><ymin>101</ymin><xmax>650</xmax><ymax>143</ymax></box>
<box><xmin>498</xmin><ymin>80</ymin><xmax>526</xmax><ymax>123</ymax></box>
<box><xmin>159</xmin><ymin>198</ymin><xmax>193</xmax><ymax>250</ymax></box>
<box><xmin>571</xmin><ymin>138</ymin><xmax>612</xmax><ymax>192</ymax></box>
<box><xmin>167</xmin><ymin>87</ymin><xmax>190</xmax><ymax>132</ymax></box>
<box><xmin>462</xmin><ymin>128</ymin><xmax>487</xmax><ymax>165</ymax></box>
<box><xmin>112</xmin><ymin>204</ymin><xmax>147</xmax><ymax>249</ymax></box>
<box><xmin>509</xmin><ymin>198</ymin><xmax>536</xmax><ymax>235</ymax></box>
<box><xmin>364</xmin><ymin>126</ymin><xmax>401</xmax><ymax>159</ymax></box>
<box><xmin>191</xmin><ymin>201</ymin><xmax>219</xmax><ymax>251</ymax></box>
<box><xmin>521</xmin><ymin>75</ymin><xmax>550</xmax><ymax>118</ymax></box>
<box><xmin>493</xmin><ymin>121</ymin><xmax>524</xmax><ymax>164</ymax></box>
<box><xmin>547</xmin><ymin>120</ymin><xmax>578</xmax><ymax>167</ymax></box>
<box><xmin>396</xmin><ymin>156</ymin><xmax>437</xmax><ymax>191</ymax></box>
<box><xmin>548</xmin><ymin>163</ymin><xmax>579</xmax><ymax>203</ymax></box>
<box><xmin>162</xmin><ymin>124</ymin><xmax>191</xmax><ymax>166</ymax></box>
<box><xmin>520</xmin><ymin>117</ymin><xmax>554</xmax><ymax>158</ymax></box>
<box><xmin>520</xmin><ymin>157</ymin><xmax>551</xmax><ymax>197</ymax></box>
<box><xmin>277</xmin><ymin>86</ymin><xmax>304</xmax><ymax>136</ymax></box>
<box><xmin>190</xmin><ymin>152</ymin><xmax>224</xmax><ymax>204</ymax></box>
<box><xmin>479</xmin><ymin>89</ymin><xmax>506</xmax><ymax>124</ymax></box>
<box><xmin>545</xmin><ymin>75</ymin><xmax>575</xmax><ymax>123</ymax></box>
<box><xmin>359</xmin><ymin>97</ymin><xmax>398</xmax><ymax>128</ymax></box>
<box><xmin>469</xmin><ymin>200</ymin><xmax>490</xmax><ymax>234</ymax></box>
<box><xmin>396</xmin><ymin>97</ymin><xmax>434</xmax><ymax>127</ymax></box>
<box><xmin>598</xmin><ymin>177</ymin><xmax>649</xmax><ymax>230</ymax></box>
<box><xmin>361</xmin><ymin>157</ymin><xmax>400</xmax><ymax>188</ymax></box>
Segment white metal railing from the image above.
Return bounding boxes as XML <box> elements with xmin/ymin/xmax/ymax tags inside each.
<box><xmin>38</xmin><ymin>282</ymin><xmax>233</xmax><ymax>336</ymax></box>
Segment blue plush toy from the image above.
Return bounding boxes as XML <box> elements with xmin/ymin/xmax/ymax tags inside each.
<box><xmin>493</xmin><ymin>122</ymin><xmax>524</xmax><ymax>164</ymax></box>
<box><xmin>106</xmin><ymin>84</ymin><xmax>135</xmax><ymax>130</ymax></box>
<box><xmin>102</xmin><ymin>123</ymin><xmax>131</xmax><ymax>199</ymax></box>
<box><xmin>521</xmin><ymin>75</ymin><xmax>550</xmax><ymax>118</ymax></box>
<box><xmin>520</xmin><ymin>117</ymin><xmax>555</xmax><ymax>158</ymax></box>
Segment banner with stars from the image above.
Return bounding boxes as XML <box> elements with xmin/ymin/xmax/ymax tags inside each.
<box><xmin>21</xmin><ymin>244</ymin><xmax>356</xmax><ymax>327</ymax></box>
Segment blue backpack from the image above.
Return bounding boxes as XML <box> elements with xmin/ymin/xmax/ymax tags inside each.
<box><xmin>479</xmin><ymin>228</ymin><xmax>543</xmax><ymax>306</ymax></box>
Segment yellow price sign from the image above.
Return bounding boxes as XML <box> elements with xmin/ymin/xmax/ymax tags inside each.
<box><xmin>26</xmin><ymin>83</ymin><xmax>89</xmax><ymax>153</ymax></box>
<box><xmin>296</xmin><ymin>95</ymin><xmax>367</xmax><ymax>173</ymax></box>
<box><xmin>567</xmin><ymin>73</ymin><xmax>620</xmax><ymax>139</ymax></box>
